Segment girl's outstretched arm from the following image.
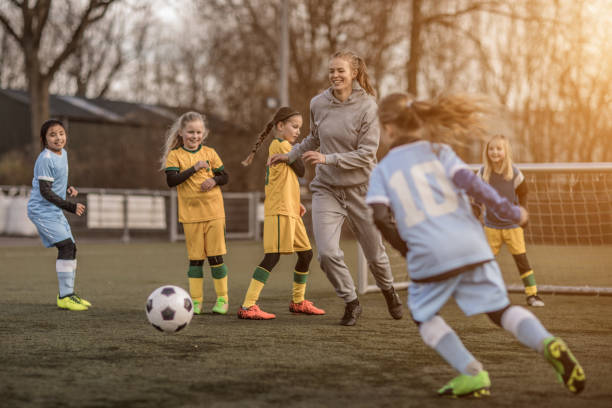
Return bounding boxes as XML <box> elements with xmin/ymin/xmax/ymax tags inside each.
<box><xmin>452</xmin><ymin>168</ymin><xmax>526</xmax><ymax>225</ymax></box>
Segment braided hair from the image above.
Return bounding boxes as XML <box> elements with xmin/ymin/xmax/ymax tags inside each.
<box><xmin>241</xmin><ymin>106</ymin><xmax>300</xmax><ymax>166</ymax></box>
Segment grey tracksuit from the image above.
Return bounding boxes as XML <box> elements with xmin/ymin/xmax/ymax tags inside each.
<box><xmin>288</xmin><ymin>83</ymin><xmax>394</xmax><ymax>302</ymax></box>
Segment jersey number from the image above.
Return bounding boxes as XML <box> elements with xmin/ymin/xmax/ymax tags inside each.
<box><xmin>389</xmin><ymin>160</ymin><xmax>458</xmax><ymax>228</ymax></box>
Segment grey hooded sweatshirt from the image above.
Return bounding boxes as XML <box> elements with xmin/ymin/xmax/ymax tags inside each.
<box><xmin>287</xmin><ymin>83</ymin><xmax>379</xmax><ymax>187</ymax></box>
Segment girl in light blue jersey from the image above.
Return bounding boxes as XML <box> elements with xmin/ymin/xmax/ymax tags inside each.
<box><xmin>27</xmin><ymin>119</ymin><xmax>91</xmax><ymax>311</ymax></box>
<box><xmin>366</xmin><ymin>93</ymin><xmax>584</xmax><ymax>397</ymax></box>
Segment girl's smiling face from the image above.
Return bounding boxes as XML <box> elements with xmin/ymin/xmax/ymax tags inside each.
<box><xmin>487</xmin><ymin>138</ymin><xmax>506</xmax><ymax>166</ymax></box>
<box><xmin>45</xmin><ymin>124</ymin><xmax>67</xmax><ymax>154</ymax></box>
<box><xmin>180</xmin><ymin>120</ymin><xmax>205</xmax><ymax>150</ymax></box>
<box><xmin>276</xmin><ymin>115</ymin><xmax>302</xmax><ymax>144</ymax></box>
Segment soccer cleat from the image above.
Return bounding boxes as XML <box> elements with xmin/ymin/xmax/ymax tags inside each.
<box><xmin>289</xmin><ymin>299</ymin><xmax>325</xmax><ymax>315</ymax></box>
<box><xmin>438</xmin><ymin>371</ymin><xmax>491</xmax><ymax>398</ymax></box>
<box><xmin>73</xmin><ymin>294</ymin><xmax>92</xmax><ymax>307</ymax></box>
<box><xmin>193</xmin><ymin>300</ymin><xmax>202</xmax><ymax>315</ymax></box>
<box><xmin>211</xmin><ymin>297</ymin><xmax>229</xmax><ymax>315</ymax></box>
<box><xmin>543</xmin><ymin>337</ymin><xmax>585</xmax><ymax>394</ymax></box>
<box><xmin>340</xmin><ymin>299</ymin><xmax>362</xmax><ymax>326</ymax></box>
<box><xmin>237</xmin><ymin>304</ymin><xmax>276</xmax><ymax>320</ymax></box>
<box><xmin>382</xmin><ymin>286</ymin><xmax>404</xmax><ymax>319</ymax></box>
<box><xmin>527</xmin><ymin>295</ymin><xmax>545</xmax><ymax>307</ymax></box>
<box><xmin>57</xmin><ymin>294</ymin><xmax>89</xmax><ymax>311</ymax></box>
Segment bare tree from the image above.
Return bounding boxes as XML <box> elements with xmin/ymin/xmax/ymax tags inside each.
<box><xmin>0</xmin><ymin>0</ymin><xmax>117</xmax><ymax>157</ymax></box>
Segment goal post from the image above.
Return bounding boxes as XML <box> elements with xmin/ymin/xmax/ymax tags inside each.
<box><xmin>357</xmin><ymin>162</ymin><xmax>612</xmax><ymax>296</ymax></box>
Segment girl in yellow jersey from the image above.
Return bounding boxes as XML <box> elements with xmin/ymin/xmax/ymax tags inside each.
<box><xmin>160</xmin><ymin>111</ymin><xmax>230</xmax><ymax>315</ymax></box>
<box><xmin>238</xmin><ymin>107</ymin><xmax>325</xmax><ymax>319</ymax></box>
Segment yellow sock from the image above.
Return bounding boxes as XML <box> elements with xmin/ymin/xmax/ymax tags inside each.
<box><xmin>188</xmin><ymin>277</ymin><xmax>203</xmax><ymax>303</ymax></box>
<box><xmin>242</xmin><ymin>266</ymin><xmax>270</xmax><ymax>308</ymax></box>
<box><xmin>292</xmin><ymin>271</ymin><xmax>308</xmax><ymax>303</ymax></box>
<box><xmin>243</xmin><ymin>279</ymin><xmax>265</xmax><ymax>308</ymax></box>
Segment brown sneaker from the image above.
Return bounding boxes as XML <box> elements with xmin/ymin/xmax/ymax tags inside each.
<box><xmin>289</xmin><ymin>300</ymin><xmax>325</xmax><ymax>315</ymax></box>
<box><xmin>340</xmin><ymin>299</ymin><xmax>362</xmax><ymax>326</ymax></box>
<box><xmin>237</xmin><ymin>304</ymin><xmax>276</xmax><ymax>320</ymax></box>
<box><xmin>382</xmin><ymin>287</ymin><xmax>404</xmax><ymax>320</ymax></box>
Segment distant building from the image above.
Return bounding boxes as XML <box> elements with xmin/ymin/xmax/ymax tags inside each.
<box><xmin>0</xmin><ymin>88</ymin><xmax>258</xmax><ymax>191</ymax></box>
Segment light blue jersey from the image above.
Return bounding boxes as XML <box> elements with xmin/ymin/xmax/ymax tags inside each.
<box><xmin>27</xmin><ymin>148</ymin><xmax>74</xmax><ymax>247</ymax></box>
<box><xmin>28</xmin><ymin>148</ymin><xmax>69</xmax><ymax>218</ymax></box>
<box><xmin>366</xmin><ymin>141</ymin><xmax>494</xmax><ymax>282</ymax></box>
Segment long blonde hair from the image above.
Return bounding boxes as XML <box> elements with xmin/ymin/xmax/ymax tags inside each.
<box><xmin>331</xmin><ymin>50</ymin><xmax>376</xmax><ymax>96</ymax></box>
<box><xmin>241</xmin><ymin>106</ymin><xmax>300</xmax><ymax>167</ymax></box>
<box><xmin>378</xmin><ymin>92</ymin><xmax>493</xmax><ymax>148</ymax></box>
<box><xmin>481</xmin><ymin>134</ymin><xmax>514</xmax><ymax>182</ymax></box>
<box><xmin>159</xmin><ymin>111</ymin><xmax>208</xmax><ymax>170</ymax></box>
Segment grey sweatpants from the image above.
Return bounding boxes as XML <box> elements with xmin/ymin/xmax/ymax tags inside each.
<box><xmin>310</xmin><ymin>181</ymin><xmax>394</xmax><ymax>303</ymax></box>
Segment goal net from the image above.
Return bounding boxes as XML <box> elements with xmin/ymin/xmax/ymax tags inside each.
<box><xmin>357</xmin><ymin>163</ymin><xmax>612</xmax><ymax>296</ymax></box>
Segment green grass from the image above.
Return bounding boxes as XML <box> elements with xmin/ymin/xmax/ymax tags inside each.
<box><xmin>1</xmin><ymin>240</ymin><xmax>612</xmax><ymax>407</ymax></box>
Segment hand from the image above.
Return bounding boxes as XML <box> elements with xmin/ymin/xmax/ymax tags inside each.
<box><xmin>518</xmin><ymin>206</ymin><xmax>529</xmax><ymax>227</ymax></box>
<box><xmin>201</xmin><ymin>178</ymin><xmax>217</xmax><ymax>192</ymax></box>
<box><xmin>302</xmin><ymin>151</ymin><xmax>326</xmax><ymax>165</ymax></box>
<box><xmin>268</xmin><ymin>153</ymin><xmax>289</xmax><ymax>166</ymax></box>
<box><xmin>194</xmin><ymin>160</ymin><xmax>209</xmax><ymax>171</ymax></box>
<box><xmin>75</xmin><ymin>203</ymin><xmax>86</xmax><ymax>216</ymax></box>
<box><xmin>67</xmin><ymin>186</ymin><xmax>78</xmax><ymax>197</ymax></box>
<box><xmin>299</xmin><ymin>203</ymin><xmax>307</xmax><ymax>217</ymax></box>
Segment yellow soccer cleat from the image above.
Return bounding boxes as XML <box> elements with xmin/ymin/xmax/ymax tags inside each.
<box><xmin>73</xmin><ymin>294</ymin><xmax>92</xmax><ymax>307</ymax></box>
<box><xmin>57</xmin><ymin>294</ymin><xmax>89</xmax><ymax>311</ymax></box>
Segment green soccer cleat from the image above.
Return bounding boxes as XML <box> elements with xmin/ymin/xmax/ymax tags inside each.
<box><xmin>543</xmin><ymin>337</ymin><xmax>586</xmax><ymax>394</ymax></box>
<box><xmin>57</xmin><ymin>294</ymin><xmax>89</xmax><ymax>311</ymax></box>
<box><xmin>193</xmin><ymin>300</ymin><xmax>202</xmax><ymax>315</ymax></box>
<box><xmin>73</xmin><ymin>294</ymin><xmax>92</xmax><ymax>307</ymax></box>
<box><xmin>211</xmin><ymin>297</ymin><xmax>228</xmax><ymax>315</ymax></box>
<box><xmin>438</xmin><ymin>371</ymin><xmax>491</xmax><ymax>398</ymax></box>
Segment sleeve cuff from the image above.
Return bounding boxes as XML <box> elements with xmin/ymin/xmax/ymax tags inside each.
<box><xmin>325</xmin><ymin>153</ymin><xmax>338</xmax><ymax>166</ymax></box>
<box><xmin>365</xmin><ymin>195</ymin><xmax>390</xmax><ymax>206</ymax></box>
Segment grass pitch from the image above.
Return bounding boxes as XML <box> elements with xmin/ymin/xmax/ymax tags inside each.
<box><xmin>1</xmin><ymin>239</ymin><xmax>611</xmax><ymax>407</ymax></box>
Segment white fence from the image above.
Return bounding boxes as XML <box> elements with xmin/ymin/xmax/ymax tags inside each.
<box><xmin>0</xmin><ymin>186</ymin><xmax>263</xmax><ymax>242</ymax></box>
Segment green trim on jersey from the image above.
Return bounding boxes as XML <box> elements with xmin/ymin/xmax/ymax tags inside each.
<box><xmin>165</xmin><ymin>166</ymin><xmax>180</xmax><ymax>171</ymax></box>
<box><xmin>213</xmin><ymin>165</ymin><xmax>225</xmax><ymax>173</ymax></box>
<box><xmin>181</xmin><ymin>145</ymin><xmax>203</xmax><ymax>153</ymax></box>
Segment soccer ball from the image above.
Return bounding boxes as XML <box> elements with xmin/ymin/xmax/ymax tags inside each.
<box><xmin>145</xmin><ymin>285</ymin><xmax>194</xmax><ymax>333</ymax></box>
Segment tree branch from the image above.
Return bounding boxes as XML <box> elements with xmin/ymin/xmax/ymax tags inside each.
<box><xmin>46</xmin><ymin>0</ymin><xmax>115</xmax><ymax>78</ymax></box>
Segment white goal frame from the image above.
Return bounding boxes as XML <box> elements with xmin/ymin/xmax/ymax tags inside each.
<box><xmin>357</xmin><ymin>162</ymin><xmax>612</xmax><ymax>296</ymax></box>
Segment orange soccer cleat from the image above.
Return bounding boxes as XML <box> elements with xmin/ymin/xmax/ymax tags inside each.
<box><xmin>289</xmin><ymin>299</ymin><xmax>326</xmax><ymax>315</ymax></box>
<box><xmin>237</xmin><ymin>304</ymin><xmax>276</xmax><ymax>320</ymax></box>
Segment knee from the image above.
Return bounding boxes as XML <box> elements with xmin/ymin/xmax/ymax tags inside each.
<box><xmin>487</xmin><ymin>305</ymin><xmax>511</xmax><ymax>327</ymax></box>
<box><xmin>295</xmin><ymin>249</ymin><xmax>313</xmax><ymax>271</ymax></box>
<box><xmin>419</xmin><ymin>315</ymin><xmax>453</xmax><ymax>348</ymax></box>
<box><xmin>56</xmin><ymin>239</ymin><xmax>76</xmax><ymax>260</ymax></box>
<box><xmin>512</xmin><ymin>253</ymin><xmax>531</xmax><ymax>273</ymax></box>
<box><xmin>259</xmin><ymin>253</ymin><xmax>280</xmax><ymax>271</ymax></box>
<box><xmin>207</xmin><ymin>255</ymin><xmax>224</xmax><ymax>266</ymax></box>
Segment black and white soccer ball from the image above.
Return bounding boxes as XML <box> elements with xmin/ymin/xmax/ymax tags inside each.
<box><xmin>145</xmin><ymin>285</ymin><xmax>194</xmax><ymax>333</ymax></box>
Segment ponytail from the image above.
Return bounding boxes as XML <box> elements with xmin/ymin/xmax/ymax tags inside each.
<box><xmin>378</xmin><ymin>92</ymin><xmax>495</xmax><ymax>146</ymax></box>
<box><xmin>242</xmin><ymin>106</ymin><xmax>300</xmax><ymax>167</ymax></box>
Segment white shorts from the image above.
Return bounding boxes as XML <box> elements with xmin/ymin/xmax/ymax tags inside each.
<box><xmin>408</xmin><ymin>260</ymin><xmax>510</xmax><ymax>323</ymax></box>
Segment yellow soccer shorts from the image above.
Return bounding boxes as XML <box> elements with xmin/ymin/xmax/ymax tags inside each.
<box><xmin>484</xmin><ymin>226</ymin><xmax>526</xmax><ymax>255</ymax></box>
<box><xmin>263</xmin><ymin>214</ymin><xmax>311</xmax><ymax>254</ymax></box>
<box><xmin>182</xmin><ymin>218</ymin><xmax>226</xmax><ymax>260</ymax></box>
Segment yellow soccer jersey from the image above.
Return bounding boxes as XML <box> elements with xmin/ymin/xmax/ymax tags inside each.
<box><xmin>165</xmin><ymin>145</ymin><xmax>225</xmax><ymax>223</ymax></box>
<box><xmin>264</xmin><ymin>139</ymin><xmax>301</xmax><ymax>218</ymax></box>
